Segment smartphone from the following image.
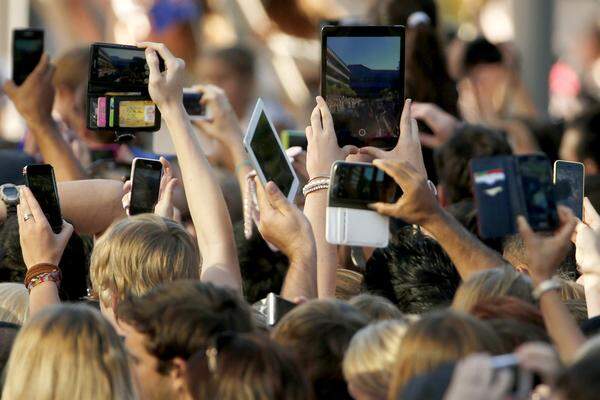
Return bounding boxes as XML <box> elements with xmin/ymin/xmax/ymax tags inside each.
<box><xmin>183</xmin><ymin>90</ymin><xmax>205</xmax><ymax>120</ymax></box>
<box><xmin>490</xmin><ymin>354</ymin><xmax>534</xmax><ymax>398</ymax></box>
<box><xmin>266</xmin><ymin>293</ymin><xmax>296</xmax><ymax>327</ymax></box>
<box><xmin>329</xmin><ymin>161</ymin><xmax>400</xmax><ymax>210</ymax></box>
<box><xmin>12</xmin><ymin>29</ymin><xmax>44</xmax><ymax>85</ymax></box>
<box><xmin>554</xmin><ymin>160</ymin><xmax>584</xmax><ymax>220</ymax></box>
<box><xmin>23</xmin><ymin>164</ymin><xmax>62</xmax><ymax>233</ymax></box>
<box><xmin>517</xmin><ymin>155</ymin><xmax>559</xmax><ymax>232</ymax></box>
<box><xmin>89</xmin><ymin>43</ymin><xmax>164</xmax><ymax>87</ymax></box>
<box><xmin>129</xmin><ymin>158</ymin><xmax>163</xmax><ymax>215</ymax></box>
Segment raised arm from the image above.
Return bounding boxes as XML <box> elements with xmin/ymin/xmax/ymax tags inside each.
<box><xmin>575</xmin><ymin>198</ymin><xmax>600</xmax><ymax>318</ymax></box>
<box><xmin>3</xmin><ymin>55</ymin><xmax>86</xmax><ymax>181</ymax></box>
<box><xmin>304</xmin><ymin>97</ymin><xmax>358</xmax><ymax>298</ymax></box>
<box><xmin>518</xmin><ymin>206</ymin><xmax>585</xmax><ymax>363</ymax></box>
<box><xmin>139</xmin><ymin>42</ymin><xmax>242</xmax><ymax>291</ymax></box>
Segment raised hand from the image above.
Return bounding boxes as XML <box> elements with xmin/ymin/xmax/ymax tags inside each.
<box><xmin>306</xmin><ymin>96</ymin><xmax>358</xmax><ymax>179</ymax></box>
<box><xmin>443</xmin><ymin>354</ymin><xmax>512</xmax><ymax>400</ymax></box>
<box><xmin>358</xmin><ymin>99</ymin><xmax>427</xmax><ymax>177</ymax></box>
<box><xmin>137</xmin><ymin>42</ymin><xmax>185</xmax><ymax>110</ymax></box>
<box><xmin>154</xmin><ymin>157</ymin><xmax>180</xmax><ymax>221</ymax></box>
<box><xmin>411</xmin><ymin>101</ymin><xmax>459</xmax><ymax>149</ymax></box>
<box><xmin>17</xmin><ymin>187</ymin><xmax>73</xmax><ymax>268</ymax></box>
<box><xmin>191</xmin><ymin>84</ymin><xmax>244</xmax><ymax>145</ymax></box>
<box><xmin>575</xmin><ymin>197</ymin><xmax>600</xmax><ymax>273</ymax></box>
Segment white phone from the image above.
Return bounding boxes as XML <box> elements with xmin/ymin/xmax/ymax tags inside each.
<box><xmin>243</xmin><ymin>98</ymin><xmax>299</xmax><ymax>202</ymax></box>
<box><xmin>325</xmin><ymin>161</ymin><xmax>399</xmax><ymax>248</ymax></box>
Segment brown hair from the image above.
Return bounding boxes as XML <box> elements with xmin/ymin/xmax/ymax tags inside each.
<box><xmin>452</xmin><ymin>265</ymin><xmax>534</xmax><ymax>312</ymax></box>
<box><xmin>117</xmin><ymin>280</ymin><xmax>254</xmax><ymax>374</ymax></box>
<box><xmin>90</xmin><ymin>214</ymin><xmax>200</xmax><ymax>308</ymax></box>
<box><xmin>349</xmin><ymin>293</ymin><xmax>405</xmax><ymax>322</ymax></box>
<box><xmin>186</xmin><ymin>332</ymin><xmax>312</xmax><ymax>400</ymax></box>
<box><xmin>388</xmin><ymin>310</ymin><xmax>504</xmax><ymax>398</ymax></box>
<box><xmin>272</xmin><ymin>299</ymin><xmax>367</xmax><ymax>399</ymax></box>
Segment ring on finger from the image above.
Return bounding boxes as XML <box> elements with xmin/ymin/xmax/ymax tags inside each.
<box><xmin>23</xmin><ymin>213</ymin><xmax>33</xmax><ymax>222</ymax></box>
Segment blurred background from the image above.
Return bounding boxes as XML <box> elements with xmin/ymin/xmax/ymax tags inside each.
<box><xmin>0</xmin><ymin>0</ymin><xmax>598</xmax><ymax>144</ymax></box>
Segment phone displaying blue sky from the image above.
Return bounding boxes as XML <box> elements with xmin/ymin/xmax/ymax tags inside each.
<box><xmin>328</xmin><ymin>36</ymin><xmax>401</xmax><ymax>70</ymax></box>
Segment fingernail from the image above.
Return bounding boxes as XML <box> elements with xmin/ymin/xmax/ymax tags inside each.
<box><xmin>267</xmin><ymin>182</ymin><xmax>278</xmax><ymax>194</ymax></box>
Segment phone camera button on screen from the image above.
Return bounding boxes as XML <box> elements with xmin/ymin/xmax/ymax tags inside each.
<box><xmin>358</xmin><ymin>129</ymin><xmax>367</xmax><ymax>137</ymax></box>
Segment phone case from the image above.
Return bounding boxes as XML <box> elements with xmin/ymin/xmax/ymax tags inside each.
<box><xmin>86</xmin><ymin>43</ymin><xmax>161</xmax><ymax>132</ymax></box>
<box><xmin>326</xmin><ymin>207</ymin><xmax>390</xmax><ymax>248</ymax></box>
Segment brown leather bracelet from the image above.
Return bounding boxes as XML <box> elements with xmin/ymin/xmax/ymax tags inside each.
<box><xmin>25</xmin><ymin>263</ymin><xmax>59</xmax><ymax>287</ymax></box>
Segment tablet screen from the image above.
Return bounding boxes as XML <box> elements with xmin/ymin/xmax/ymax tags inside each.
<box><xmin>250</xmin><ymin>111</ymin><xmax>295</xmax><ymax>196</ymax></box>
<box><xmin>323</xmin><ymin>30</ymin><xmax>403</xmax><ymax>148</ymax></box>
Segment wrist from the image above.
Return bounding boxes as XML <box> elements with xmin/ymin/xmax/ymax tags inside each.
<box><xmin>160</xmin><ymin>102</ymin><xmax>187</xmax><ymax>121</ymax></box>
<box><xmin>419</xmin><ymin>205</ymin><xmax>447</xmax><ymax>230</ymax></box>
<box><xmin>27</xmin><ymin>116</ymin><xmax>56</xmax><ymax>132</ymax></box>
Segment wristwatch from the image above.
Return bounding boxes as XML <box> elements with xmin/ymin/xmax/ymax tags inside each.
<box><xmin>0</xmin><ymin>184</ymin><xmax>20</xmax><ymax>215</ymax></box>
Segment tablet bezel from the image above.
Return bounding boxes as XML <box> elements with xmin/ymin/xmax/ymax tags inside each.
<box><xmin>243</xmin><ymin>98</ymin><xmax>299</xmax><ymax>202</ymax></box>
<box><xmin>320</xmin><ymin>25</ymin><xmax>406</xmax><ymax>149</ymax></box>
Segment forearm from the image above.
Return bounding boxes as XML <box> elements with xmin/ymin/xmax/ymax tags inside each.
<box><xmin>281</xmin><ymin>231</ymin><xmax>318</xmax><ymax>300</ymax></box>
<box><xmin>583</xmin><ymin>274</ymin><xmax>600</xmax><ymax>318</ymax></box>
<box><xmin>162</xmin><ymin>104</ymin><xmax>241</xmax><ymax>290</ymax></box>
<box><xmin>29</xmin><ymin>119</ymin><xmax>86</xmax><ymax>181</ymax></box>
<box><xmin>28</xmin><ymin>282</ymin><xmax>60</xmax><ymax>318</ymax></box>
<box><xmin>58</xmin><ymin>179</ymin><xmax>125</xmax><ymax>236</ymax></box>
<box><xmin>304</xmin><ymin>191</ymin><xmax>337</xmax><ymax>298</ymax></box>
<box><xmin>229</xmin><ymin>141</ymin><xmax>252</xmax><ymax>205</ymax></box>
<box><xmin>423</xmin><ymin>209</ymin><xmax>505</xmax><ymax>280</ymax></box>
<box><xmin>538</xmin><ymin>289</ymin><xmax>586</xmax><ymax>363</ymax></box>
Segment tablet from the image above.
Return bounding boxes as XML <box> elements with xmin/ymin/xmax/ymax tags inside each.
<box><xmin>243</xmin><ymin>99</ymin><xmax>299</xmax><ymax>201</ymax></box>
<box><xmin>321</xmin><ymin>25</ymin><xmax>405</xmax><ymax>149</ymax></box>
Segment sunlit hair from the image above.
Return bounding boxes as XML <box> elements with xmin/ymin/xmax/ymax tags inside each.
<box><xmin>90</xmin><ymin>214</ymin><xmax>199</xmax><ymax>307</ymax></box>
<box><xmin>349</xmin><ymin>293</ymin><xmax>405</xmax><ymax>322</ymax></box>
<box><xmin>1</xmin><ymin>304</ymin><xmax>136</xmax><ymax>400</ymax></box>
<box><xmin>0</xmin><ymin>283</ymin><xmax>28</xmax><ymax>325</ymax></box>
<box><xmin>387</xmin><ymin>310</ymin><xmax>504</xmax><ymax>399</ymax></box>
<box><xmin>343</xmin><ymin>320</ymin><xmax>408</xmax><ymax>399</ymax></box>
<box><xmin>452</xmin><ymin>265</ymin><xmax>533</xmax><ymax>312</ymax></box>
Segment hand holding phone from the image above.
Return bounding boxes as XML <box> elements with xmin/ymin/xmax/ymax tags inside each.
<box><xmin>183</xmin><ymin>89</ymin><xmax>206</xmax><ymax>120</ymax></box>
<box><xmin>24</xmin><ymin>164</ymin><xmax>63</xmax><ymax>234</ymax></box>
<box><xmin>12</xmin><ymin>29</ymin><xmax>44</xmax><ymax>86</ymax></box>
<box><xmin>553</xmin><ymin>160</ymin><xmax>584</xmax><ymax>220</ymax></box>
<box><xmin>129</xmin><ymin>158</ymin><xmax>163</xmax><ymax>215</ymax></box>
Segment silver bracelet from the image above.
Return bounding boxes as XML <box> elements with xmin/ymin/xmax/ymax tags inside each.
<box><xmin>303</xmin><ymin>178</ymin><xmax>330</xmax><ymax>196</ymax></box>
<box><xmin>532</xmin><ymin>278</ymin><xmax>561</xmax><ymax>301</ymax></box>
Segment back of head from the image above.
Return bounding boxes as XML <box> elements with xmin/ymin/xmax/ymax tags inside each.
<box><xmin>555</xmin><ymin>347</ymin><xmax>600</xmax><ymax>400</ymax></box>
<box><xmin>0</xmin><ymin>214</ymin><xmax>89</xmax><ymax>301</ymax></box>
<box><xmin>209</xmin><ymin>46</ymin><xmax>255</xmax><ymax>81</ymax></box>
<box><xmin>365</xmin><ymin>225</ymin><xmax>460</xmax><ymax>314</ymax></box>
<box><xmin>187</xmin><ymin>333</ymin><xmax>311</xmax><ymax>400</ymax></box>
<box><xmin>435</xmin><ymin>124</ymin><xmax>512</xmax><ymax>205</ymax></box>
<box><xmin>91</xmin><ymin>214</ymin><xmax>200</xmax><ymax>307</ymax></box>
<box><xmin>2</xmin><ymin>304</ymin><xmax>135</xmax><ymax>400</ymax></box>
<box><xmin>0</xmin><ymin>283</ymin><xmax>28</xmax><ymax>325</ymax></box>
<box><xmin>117</xmin><ymin>280</ymin><xmax>254</xmax><ymax>374</ymax></box>
<box><xmin>343</xmin><ymin>320</ymin><xmax>407</xmax><ymax>400</ymax></box>
<box><xmin>272</xmin><ymin>299</ymin><xmax>367</xmax><ymax>400</ymax></box>
<box><xmin>462</xmin><ymin>37</ymin><xmax>503</xmax><ymax>75</ymax></box>
<box><xmin>388</xmin><ymin>309</ymin><xmax>504</xmax><ymax>397</ymax></box>
<box><xmin>349</xmin><ymin>293</ymin><xmax>404</xmax><ymax>322</ymax></box>
<box><xmin>53</xmin><ymin>47</ymin><xmax>89</xmax><ymax>91</ymax></box>
<box><xmin>452</xmin><ymin>265</ymin><xmax>534</xmax><ymax>312</ymax></box>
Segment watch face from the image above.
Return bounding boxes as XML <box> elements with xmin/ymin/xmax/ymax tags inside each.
<box><xmin>1</xmin><ymin>185</ymin><xmax>19</xmax><ymax>204</ymax></box>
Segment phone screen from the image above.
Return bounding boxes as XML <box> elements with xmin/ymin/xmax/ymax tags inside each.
<box><xmin>13</xmin><ymin>30</ymin><xmax>44</xmax><ymax>85</ymax></box>
<box><xmin>323</xmin><ymin>29</ymin><xmax>403</xmax><ymax>148</ymax></box>
<box><xmin>90</xmin><ymin>45</ymin><xmax>161</xmax><ymax>86</ymax></box>
<box><xmin>25</xmin><ymin>165</ymin><xmax>62</xmax><ymax>233</ymax></box>
<box><xmin>183</xmin><ymin>92</ymin><xmax>204</xmax><ymax>116</ymax></box>
<box><xmin>554</xmin><ymin>161</ymin><xmax>584</xmax><ymax>220</ymax></box>
<box><xmin>518</xmin><ymin>156</ymin><xmax>558</xmax><ymax>231</ymax></box>
<box><xmin>330</xmin><ymin>162</ymin><xmax>399</xmax><ymax>209</ymax></box>
<box><xmin>250</xmin><ymin>111</ymin><xmax>295</xmax><ymax>196</ymax></box>
<box><xmin>130</xmin><ymin>159</ymin><xmax>162</xmax><ymax>215</ymax></box>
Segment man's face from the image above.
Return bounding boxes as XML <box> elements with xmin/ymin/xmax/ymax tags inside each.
<box><xmin>559</xmin><ymin>128</ymin><xmax>581</xmax><ymax>162</ymax></box>
<box><xmin>121</xmin><ymin>322</ymin><xmax>176</xmax><ymax>400</ymax></box>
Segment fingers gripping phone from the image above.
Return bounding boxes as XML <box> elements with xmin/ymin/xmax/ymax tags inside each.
<box><xmin>12</xmin><ymin>29</ymin><xmax>44</xmax><ymax>86</ymax></box>
<box><xmin>326</xmin><ymin>161</ymin><xmax>400</xmax><ymax>248</ymax></box>
<box><xmin>553</xmin><ymin>160</ymin><xmax>584</xmax><ymax>220</ymax></box>
<box><xmin>129</xmin><ymin>158</ymin><xmax>163</xmax><ymax>215</ymax></box>
<box><xmin>183</xmin><ymin>89</ymin><xmax>206</xmax><ymax>120</ymax></box>
<box><xmin>24</xmin><ymin>164</ymin><xmax>63</xmax><ymax>233</ymax></box>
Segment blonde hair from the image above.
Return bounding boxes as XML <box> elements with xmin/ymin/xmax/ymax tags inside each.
<box><xmin>452</xmin><ymin>265</ymin><xmax>533</xmax><ymax>312</ymax></box>
<box><xmin>1</xmin><ymin>304</ymin><xmax>136</xmax><ymax>400</ymax></box>
<box><xmin>0</xmin><ymin>283</ymin><xmax>28</xmax><ymax>324</ymax></box>
<box><xmin>343</xmin><ymin>320</ymin><xmax>408</xmax><ymax>399</ymax></box>
<box><xmin>90</xmin><ymin>214</ymin><xmax>199</xmax><ymax>307</ymax></box>
<box><xmin>349</xmin><ymin>294</ymin><xmax>405</xmax><ymax>322</ymax></box>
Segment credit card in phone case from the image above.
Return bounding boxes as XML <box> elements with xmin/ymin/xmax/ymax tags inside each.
<box><xmin>97</xmin><ymin>97</ymin><xmax>107</xmax><ymax>127</ymax></box>
<box><xmin>109</xmin><ymin>97</ymin><xmax>115</xmax><ymax>127</ymax></box>
<box><xmin>118</xmin><ymin>99</ymin><xmax>156</xmax><ymax>127</ymax></box>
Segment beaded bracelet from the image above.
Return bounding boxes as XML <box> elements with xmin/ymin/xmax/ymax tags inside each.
<box><xmin>25</xmin><ymin>263</ymin><xmax>59</xmax><ymax>288</ymax></box>
<box><xmin>302</xmin><ymin>178</ymin><xmax>330</xmax><ymax>197</ymax></box>
<box><xmin>26</xmin><ymin>270</ymin><xmax>62</xmax><ymax>292</ymax></box>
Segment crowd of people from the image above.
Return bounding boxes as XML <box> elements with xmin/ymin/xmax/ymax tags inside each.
<box><xmin>1</xmin><ymin>0</ymin><xmax>600</xmax><ymax>399</ymax></box>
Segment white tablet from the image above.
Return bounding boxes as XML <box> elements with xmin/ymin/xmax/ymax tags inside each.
<box><xmin>243</xmin><ymin>98</ymin><xmax>299</xmax><ymax>201</ymax></box>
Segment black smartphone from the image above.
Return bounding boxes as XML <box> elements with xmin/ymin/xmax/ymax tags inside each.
<box><xmin>183</xmin><ymin>91</ymin><xmax>204</xmax><ymax>119</ymax></box>
<box><xmin>129</xmin><ymin>158</ymin><xmax>163</xmax><ymax>215</ymax></box>
<box><xmin>517</xmin><ymin>155</ymin><xmax>559</xmax><ymax>232</ymax></box>
<box><xmin>23</xmin><ymin>164</ymin><xmax>62</xmax><ymax>233</ymax></box>
<box><xmin>12</xmin><ymin>29</ymin><xmax>44</xmax><ymax>86</ymax></box>
<box><xmin>329</xmin><ymin>161</ymin><xmax>400</xmax><ymax>210</ymax></box>
<box><xmin>266</xmin><ymin>293</ymin><xmax>296</xmax><ymax>327</ymax></box>
<box><xmin>321</xmin><ymin>25</ymin><xmax>405</xmax><ymax>149</ymax></box>
<box><xmin>89</xmin><ymin>43</ymin><xmax>164</xmax><ymax>87</ymax></box>
<box><xmin>554</xmin><ymin>160</ymin><xmax>585</xmax><ymax>220</ymax></box>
